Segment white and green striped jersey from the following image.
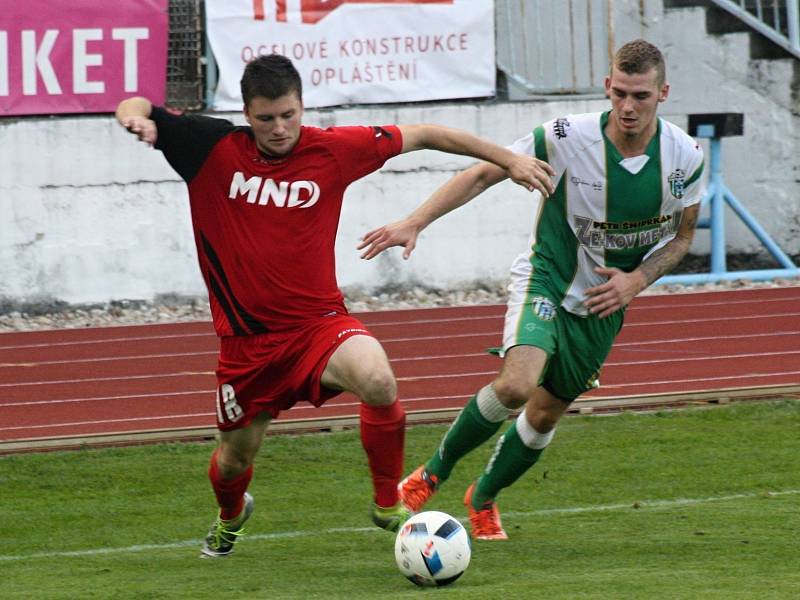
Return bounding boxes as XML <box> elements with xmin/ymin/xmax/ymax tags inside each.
<box><xmin>507</xmin><ymin>110</ymin><xmax>705</xmax><ymax>316</ymax></box>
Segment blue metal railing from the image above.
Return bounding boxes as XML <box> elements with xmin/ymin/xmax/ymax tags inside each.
<box><xmin>655</xmin><ymin>2</ymin><xmax>800</xmax><ymax>286</ymax></box>
<box><xmin>711</xmin><ymin>0</ymin><xmax>800</xmax><ymax>59</ymax></box>
<box><xmin>656</xmin><ymin>115</ymin><xmax>799</xmax><ymax>286</ymax></box>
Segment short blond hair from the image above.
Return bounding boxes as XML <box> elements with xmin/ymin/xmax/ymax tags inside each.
<box><xmin>611</xmin><ymin>39</ymin><xmax>666</xmax><ymax>87</ymax></box>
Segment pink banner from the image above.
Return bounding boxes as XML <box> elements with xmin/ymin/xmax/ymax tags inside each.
<box><xmin>0</xmin><ymin>0</ymin><xmax>168</xmax><ymax>116</ymax></box>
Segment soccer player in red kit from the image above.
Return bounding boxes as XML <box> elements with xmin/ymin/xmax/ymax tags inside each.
<box><xmin>116</xmin><ymin>54</ymin><xmax>554</xmax><ymax>557</ymax></box>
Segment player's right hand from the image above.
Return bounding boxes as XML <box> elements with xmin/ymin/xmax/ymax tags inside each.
<box><xmin>358</xmin><ymin>219</ymin><xmax>420</xmax><ymax>260</ymax></box>
<box><xmin>120</xmin><ymin>116</ymin><xmax>158</xmax><ymax>146</ymax></box>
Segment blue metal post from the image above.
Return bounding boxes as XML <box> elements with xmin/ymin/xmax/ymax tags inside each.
<box><xmin>655</xmin><ymin>113</ymin><xmax>799</xmax><ymax>287</ymax></box>
<box><xmin>708</xmin><ymin>136</ymin><xmax>727</xmax><ymax>274</ymax></box>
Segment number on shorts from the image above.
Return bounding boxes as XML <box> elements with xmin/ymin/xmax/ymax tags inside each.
<box><xmin>216</xmin><ymin>384</ymin><xmax>243</xmax><ymax>424</ymax></box>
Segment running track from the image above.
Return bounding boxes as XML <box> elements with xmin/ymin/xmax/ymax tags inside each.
<box><xmin>1</xmin><ymin>287</ymin><xmax>799</xmax><ymax>454</ymax></box>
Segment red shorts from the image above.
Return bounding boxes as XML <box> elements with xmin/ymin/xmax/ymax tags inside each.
<box><xmin>213</xmin><ymin>314</ymin><xmax>373</xmax><ymax>431</ymax></box>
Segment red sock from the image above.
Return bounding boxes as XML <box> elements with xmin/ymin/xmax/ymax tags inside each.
<box><xmin>360</xmin><ymin>400</ymin><xmax>406</xmax><ymax>508</ymax></box>
<box><xmin>208</xmin><ymin>448</ymin><xmax>253</xmax><ymax>520</ymax></box>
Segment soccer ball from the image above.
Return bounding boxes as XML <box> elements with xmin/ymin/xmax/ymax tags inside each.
<box><xmin>394</xmin><ymin>510</ymin><xmax>471</xmax><ymax>587</ymax></box>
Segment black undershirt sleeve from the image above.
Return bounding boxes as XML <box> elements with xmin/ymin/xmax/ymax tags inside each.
<box><xmin>151</xmin><ymin>106</ymin><xmax>236</xmax><ymax>183</ymax></box>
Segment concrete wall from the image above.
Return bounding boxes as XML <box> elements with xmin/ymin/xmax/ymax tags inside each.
<box><xmin>627</xmin><ymin>1</ymin><xmax>800</xmax><ymax>259</ymax></box>
<box><xmin>2</xmin><ymin>0</ymin><xmax>798</xmax><ymax>305</ymax></box>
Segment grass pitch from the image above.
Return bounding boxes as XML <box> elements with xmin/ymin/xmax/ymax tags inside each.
<box><xmin>2</xmin><ymin>400</ymin><xmax>799</xmax><ymax>599</ymax></box>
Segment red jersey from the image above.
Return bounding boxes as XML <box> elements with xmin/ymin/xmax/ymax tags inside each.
<box><xmin>151</xmin><ymin>107</ymin><xmax>403</xmax><ymax>336</ymax></box>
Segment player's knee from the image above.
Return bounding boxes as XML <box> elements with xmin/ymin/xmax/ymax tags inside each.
<box><xmin>492</xmin><ymin>377</ymin><xmax>532</xmax><ymax>410</ymax></box>
<box><xmin>358</xmin><ymin>367</ymin><xmax>397</xmax><ymax>406</ymax></box>
<box><xmin>527</xmin><ymin>411</ymin><xmax>559</xmax><ymax>433</ymax></box>
<box><xmin>216</xmin><ymin>446</ymin><xmax>254</xmax><ymax>478</ymax></box>
<box><xmin>524</xmin><ymin>387</ymin><xmax>570</xmax><ymax>432</ymax></box>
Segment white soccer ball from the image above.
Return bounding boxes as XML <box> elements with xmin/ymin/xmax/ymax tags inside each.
<box><xmin>394</xmin><ymin>510</ymin><xmax>471</xmax><ymax>587</ymax></box>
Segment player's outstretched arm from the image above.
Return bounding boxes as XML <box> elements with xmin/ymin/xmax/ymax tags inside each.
<box><xmin>397</xmin><ymin>124</ymin><xmax>554</xmax><ymax>197</ymax></box>
<box><xmin>584</xmin><ymin>204</ymin><xmax>700</xmax><ymax>318</ymax></box>
<box><xmin>116</xmin><ymin>97</ymin><xmax>158</xmax><ymax>145</ymax></box>
<box><xmin>359</xmin><ymin>161</ymin><xmax>506</xmax><ymax>260</ymax></box>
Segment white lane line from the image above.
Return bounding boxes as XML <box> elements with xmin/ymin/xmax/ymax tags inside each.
<box><xmin>0</xmin><ymin>351</ymin><xmax>217</xmax><ymax>368</ymax></box>
<box><xmin>0</xmin><ymin>332</ymin><xmax>213</xmax><ymax>351</ymax></box>
<box><xmin>604</xmin><ymin>349</ymin><xmax>800</xmax><ymax>367</ymax></box>
<box><xmin>628</xmin><ymin>293</ymin><xmax>800</xmax><ymax>310</ymax></box>
<box><xmin>2</xmin><ymin>327</ymin><xmax>799</xmax><ymax>373</ymax></box>
<box><xmin>1</xmin><ymin>488</ymin><xmax>797</xmax><ymax>562</ymax></box>
<box><xmin>4</xmin><ymin>371</ymin><xmax>798</xmax><ymax>434</ymax></box>
<box><xmin>0</xmin><ymin>393</ymin><xmax>472</xmax><ymax>430</ymax></box>
<box><xmin>365</xmin><ymin>295</ymin><xmax>800</xmax><ymax>325</ymax></box>
<box><xmin>2</xmin><ymin>330</ymin><xmax>798</xmax><ymax>370</ymax></box>
<box><xmin>0</xmin><ymin>392</ymin><xmax>469</xmax><ymax>412</ymax></box>
<box><xmin>394</xmin><ymin>348</ymin><xmax>800</xmax><ymax>368</ymax></box>
<box><xmin>3</xmin><ymin>359</ymin><xmax>799</xmax><ymax>395</ymax></box>
<box><xmin>1</xmin><ymin>298</ymin><xmax>799</xmax><ymax>351</ymax></box>
<box><xmin>0</xmin><ymin>390</ymin><xmax>209</xmax><ymax>408</ymax></box>
<box><xmin>0</xmin><ymin>371</ymin><xmax>214</xmax><ymax>388</ymax></box>
<box><xmin>0</xmin><ymin>412</ymin><xmax>213</xmax><ymax>432</ymax></box>
<box><xmin>612</xmin><ymin>329</ymin><xmax>800</xmax><ymax>348</ymax></box>
<box><xmin>597</xmin><ymin>370</ymin><xmax>800</xmax><ymax>389</ymax></box>
<box><xmin>393</xmin><ymin>369</ymin><xmax>800</xmax><ymax>384</ymax></box>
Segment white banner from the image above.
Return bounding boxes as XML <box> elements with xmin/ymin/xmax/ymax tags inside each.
<box><xmin>206</xmin><ymin>0</ymin><xmax>495</xmax><ymax>110</ymax></box>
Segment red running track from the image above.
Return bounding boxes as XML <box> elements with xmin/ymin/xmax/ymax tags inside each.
<box><xmin>1</xmin><ymin>287</ymin><xmax>799</xmax><ymax>452</ymax></box>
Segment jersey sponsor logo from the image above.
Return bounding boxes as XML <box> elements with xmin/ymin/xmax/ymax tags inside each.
<box><xmin>570</xmin><ymin>176</ymin><xmax>604</xmax><ymax>191</ymax></box>
<box><xmin>591</xmin><ymin>215</ymin><xmax>674</xmax><ymax>230</ymax></box>
<box><xmin>668</xmin><ymin>169</ymin><xmax>686</xmax><ymax>199</ymax></box>
<box><xmin>553</xmin><ymin>117</ymin><xmax>570</xmax><ymax>140</ymax></box>
<box><xmin>585</xmin><ymin>370</ymin><xmax>600</xmax><ymax>390</ymax></box>
<box><xmin>337</xmin><ymin>327</ymin><xmax>369</xmax><ymax>339</ymax></box>
<box><xmin>372</xmin><ymin>126</ymin><xmax>393</xmax><ymax>139</ymax></box>
<box><xmin>531</xmin><ymin>296</ymin><xmax>556</xmax><ymax>321</ymax></box>
<box><xmin>574</xmin><ymin>212</ymin><xmax>681</xmax><ymax>249</ymax></box>
<box><xmin>228</xmin><ymin>171</ymin><xmax>320</xmax><ymax>208</ymax></box>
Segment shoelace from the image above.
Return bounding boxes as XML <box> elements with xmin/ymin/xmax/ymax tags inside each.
<box><xmin>210</xmin><ymin>520</ymin><xmax>246</xmax><ymax>546</ymax></box>
<box><xmin>472</xmin><ymin>505</ymin><xmax>502</xmax><ymax>534</ymax></box>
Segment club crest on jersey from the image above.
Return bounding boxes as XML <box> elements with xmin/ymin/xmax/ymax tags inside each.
<box><xmin>668</xmin><ymin>169</ymin><xmax>686</xmax><ymax>199</ymax></box>
<box><xmin>531</xmin><ymin>296</ymin><xmax>556</xmax><ymax>321</ymax></box>
<box><xmin>228</xmin><ymin>171</ymin><xmax>320</xmax><ymax>208</ymax></box>
<box><xmin>553</xmin><ymin>117</ymin><xmax>570</xmax><ymax>139</ymax></box>
<box><xmin>585</xmin><ymin>370</ymin><xmax>600</xmax><ymax>390</ymax></box>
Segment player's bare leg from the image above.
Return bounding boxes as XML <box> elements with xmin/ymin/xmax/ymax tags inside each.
<box><xmin>201</xmin><ymin>412</ymin><xmax>271</xmax><ymax>557</ymax></box>
<box><xmin>322</xmin><ymin>334</ymin><xmax>409</xmax><ymax>530</ymax></box>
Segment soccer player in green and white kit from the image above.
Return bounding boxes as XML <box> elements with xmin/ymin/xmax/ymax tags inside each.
<box><xmin>358</xmin><ymin>39</ymin><xmax>705</xmax><ymax>540</ymax></box>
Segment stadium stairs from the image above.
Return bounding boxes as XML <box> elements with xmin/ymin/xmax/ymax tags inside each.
<box><xmin>664</xmin><ymin>1</ymin><xmax>800</xmax><ymax>64</ymax></box>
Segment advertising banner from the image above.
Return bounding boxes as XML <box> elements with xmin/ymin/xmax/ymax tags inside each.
<box><xmin>0</xmin><ymin>0</ymin><xmax>168</xmax><ymax>116</ymax></box>
<box><xmin>207</xmin><ymin>0</ymin><xmax>495</xmax><ymax>110</ymax></box>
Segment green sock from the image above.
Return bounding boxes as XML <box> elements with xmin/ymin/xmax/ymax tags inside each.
<box><xmin>425</xmin><ymin>395</ymin><xmax>504</xmax><ymax>482</ymax></box>
<box><xmin>472</xmin><ymin>420</ymin><xmax>545</xmax><ymax>508</ymax></box>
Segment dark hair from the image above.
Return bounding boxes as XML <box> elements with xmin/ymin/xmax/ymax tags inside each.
<box><xmin>612</xmin><ymin>39</ymin><xmax>666</xmax><ymax>87</ymax></box>
<box><xmin>240</xmin><ymin>54</ymin><xmax>303</xmax><ymax>105</ymax></box>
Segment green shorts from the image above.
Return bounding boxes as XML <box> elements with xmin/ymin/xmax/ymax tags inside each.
<box><xmin>498</xmin><ymin>294</ymin><xmax>624</xmax><ymax>402</ymax></box>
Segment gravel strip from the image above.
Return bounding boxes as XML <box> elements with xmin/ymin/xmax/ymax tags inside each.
<box><xmin>1</xmin><ymin>277</ymin><xmax>798</xmax><ymax>333</ymax></box>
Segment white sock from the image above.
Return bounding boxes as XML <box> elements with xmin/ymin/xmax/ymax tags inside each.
<box><xmin>476</xmin><ymin>384</ymin><xmax>513</xmax><ymax>423</ymax></box>
<box><xmin>515</xmin><ymin>411</ymin><xmax>555</xmax><ymax>449</ymax></box>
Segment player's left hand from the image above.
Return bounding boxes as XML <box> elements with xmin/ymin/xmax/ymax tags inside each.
<box><xmin>358</xmin><ymin>218</ymin><xmax>421</xmax><ymax>260</ymax></box>
<box><xmin>505</xmin><ymin>154</ymin><xmax>555</xmax><ymax>197</ymax></box>
<box><xmin>120</xmin><ymin>115</ymin><xmax>158</xmax><ymax>145</ymax></box>
<box><xmin>584</xmin><ymin>267</ymin><xmax>645</xmax><ymax>318</ymax></box>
